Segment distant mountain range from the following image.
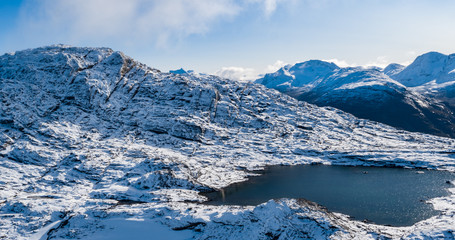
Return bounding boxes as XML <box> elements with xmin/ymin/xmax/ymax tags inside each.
<box><xmin>256</xmin><ymin>52</ymin><xmax>455</xmax><ymax>138</ymax></box>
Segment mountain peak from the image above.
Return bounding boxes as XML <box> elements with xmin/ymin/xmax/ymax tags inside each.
<box><xmin>7</xmin><ymin>44</ymin><xmax>114</xmax><ymax>56</ymax></box>
<box><xmin>169</xmin><ymin>68</ymin><xmax>194</xmax><ymax>75</ymax></box>
<box><xmin>383</xmin><ymin>63</ymin><xmax>405</xmax><ymax>77</ymax></box>
<box><xmin>290</xmin><ymin>60</ymin><xmax>339</xmax><ymax>70</ymax></box>
<box><xmin>392</xmin><ymin>51</ymin><xmax>455</xmax><ymax>87</ymax></box>
<box><xmin>417</xmin><ymin>51</ymin><xmax>447</xmax><ymax>60</ymax></box>
<box><xmin>257</xmin><ymin>60</ymin><xmax>339</xmax><ymax>91</ymax></box>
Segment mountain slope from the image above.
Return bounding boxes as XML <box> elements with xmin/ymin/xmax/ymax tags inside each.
<box><xmin>259</xmin><ymin>60</ymin><xmax>339</xmax><ymax>92</ymax></box>
<box><xmin>1</xmin><ymin>46</ymin><xmax>455</xmax><ymax>239</ymax></box>
<box><xmin>256</xmin><ymin>61</ymin><xmax>455</xmax><ymax>138</ymax></box>
<box><xmin>393</xmin><ymin>52</ymin><xmax>455</xmax><ymax>87</ymax></box>
<box><xmin>388</xmin><ymin>52</ymin><xmax>455</xmax><ymax>110</ymax></box>
<box><xmin>383</xmin><ymin>63</ymin><xmax>405</xmax><ymax>77</ymax></box>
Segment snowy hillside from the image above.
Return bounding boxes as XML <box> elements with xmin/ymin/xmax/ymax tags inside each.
<box><xmin>1</xmin><ymin>46</ymin><xmax>455</xmax><ymax>239</ymax></box>
<box><xmin>256</xmin><ymin>60</ymin><xmax>455</xmax><ymax>138</ymax></box>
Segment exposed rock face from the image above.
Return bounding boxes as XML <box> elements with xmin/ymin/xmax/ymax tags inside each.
<box><xmin>1</xmin><ymin>46</ymin><xmax>455</xmax><ymax>239</ymax></box>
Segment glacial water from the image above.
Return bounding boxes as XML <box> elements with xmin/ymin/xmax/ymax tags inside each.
<box><xmin>203</xmin><ymin>165</ymin><xmax>455</xmax><ymax>226</ymax></box>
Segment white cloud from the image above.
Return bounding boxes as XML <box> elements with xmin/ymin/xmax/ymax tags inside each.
<box><xmin>323</xmin><ymin>59</ymin><xmax>354</xmax><ymax>68</ymax></box>
<box><xmin>214</xmin><ymin>66</ymin><xmax>259</xmax><ymax>82</ymax></box>
<box><xmin>214</xmin><ymin>55</ymin><xmax>413</xmax><ymax>82</ymax></box>
<box><xmin>400</xmin><ymin>51</ymin><xmax>418</xmax><ymax>66</ymax></box>
<box><xmin>264</xmin><ymin>0</ymin><xmax>279</xmax><ymax>15</ymax></box>
<box><xmin>244</xmin><ymin>0</ymin><xmax>295</xmax><ymax>16</ymax></box>
<box><xmin>213</xmin><ymin>60</ymin><xmax>287</xmax><ymax>82</ymax></box>
<box><xmin>325</xmin><ymin>57</ymin><xmax>407</xmax><ymax>69</ymax></box>
<box><xmin>15</xmin><ymin>0</ymin><xmax>241</xmax><ymax>48</ymax></box>
<box><xmin>365</xmin><ymin>56</ymin><xmax>390</xmax><ymax>68</ymax></box>
<box><xmin>12</xmin><ymin>0</ymin><xmax>295</xmax><ymax>49</ymax></box>
<box><xmin>266</xmin><ymin>60</ymin><xmax>287</xmax><ymax>72</ymax></box>
<box><xmin>406</xmin><ymin>51</ymin><xmax>417</xmax><ymax>58</ymax></box>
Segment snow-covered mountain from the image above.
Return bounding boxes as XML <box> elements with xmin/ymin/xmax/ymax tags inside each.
<box><xmin>1</xmin><ymin>46</ymin><xmax>455</xmax><ymax>239</ymax></box>
<box><xmin>259</xmin><ymin>60</ymin><xmax>339</xmax><ymax>92</ymax></box>
<box><xmin>387</xmin><ymin>52</ymin><xmax>455</xmax><ymax>109</ymax></box>
<box><xmin>383</xmin><ymin>63</ymin><xmax>405</xmax><ymax>77</ymax></box>
<box><xmin>256</xmin><ymin>59</ymin><xmax>455</xmax><ymax>138</ymax></box>
<box><xmin>392</xmin><ymin>52</ymin><xmax>455</xmax><ymax>87</ymax></box>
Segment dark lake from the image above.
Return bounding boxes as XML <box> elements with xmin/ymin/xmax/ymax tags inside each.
<box><xmin>203</xmin><ymin>165</ymin><xmax>455</xmax><ymax>226</ymax></box>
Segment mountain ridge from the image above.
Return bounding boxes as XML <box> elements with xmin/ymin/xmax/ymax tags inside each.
<box><xmin>256</xmin><ymin>53</ymin><xmax>455</xmax><ymax>138</ymax></box>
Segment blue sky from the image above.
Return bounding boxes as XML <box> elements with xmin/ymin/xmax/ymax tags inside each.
<box><xmin>1</xmin><ymin>0</ymin><xmax>455</xmax><ymax>80</ymax></box>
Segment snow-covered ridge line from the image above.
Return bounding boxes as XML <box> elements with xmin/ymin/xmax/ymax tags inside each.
<box><xmin>1</xmin><ymin>46</ymin><xmax>455</xmax><ymax>239</ymax></box>
<box><xmin>256</xmin><ymin>53</ymin><xmax>455</xmax><ymax>138</ymax></box>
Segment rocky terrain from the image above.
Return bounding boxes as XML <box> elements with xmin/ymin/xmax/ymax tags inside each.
<box><xmin>1</xmin><ymin>45</ymin><xmax>455</xmax><ymax>239</ymax></box>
